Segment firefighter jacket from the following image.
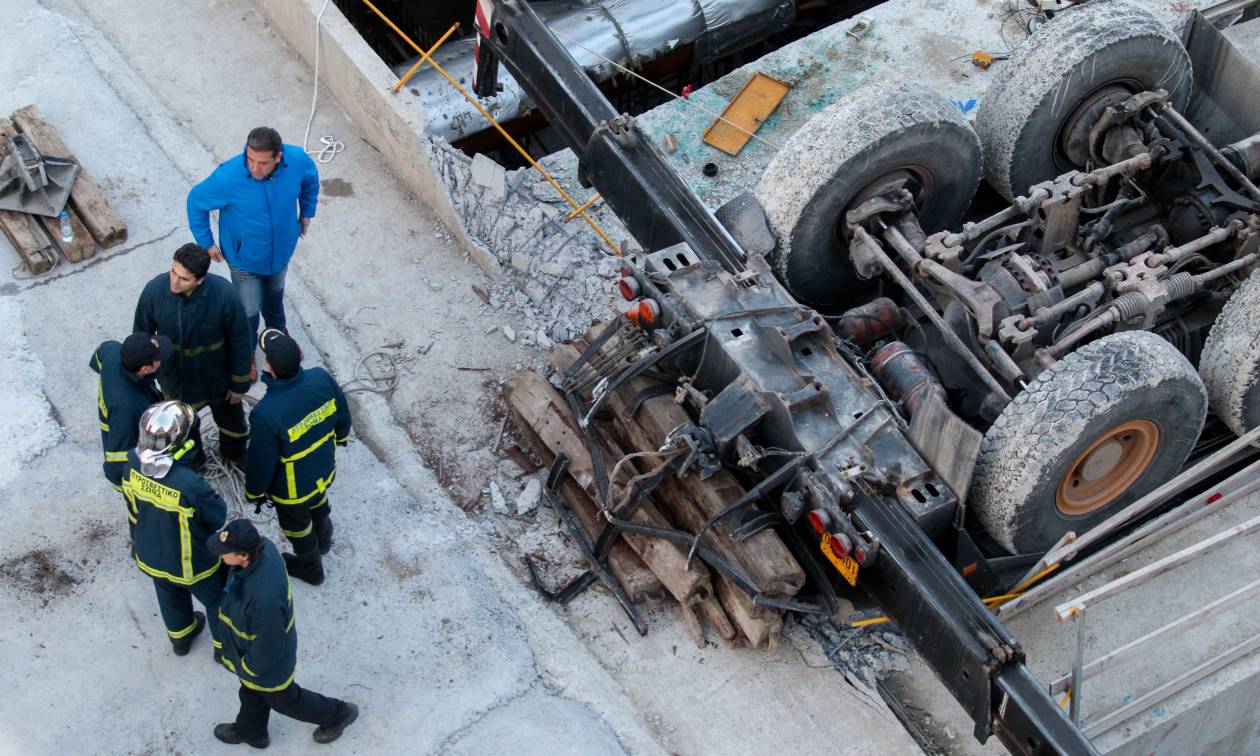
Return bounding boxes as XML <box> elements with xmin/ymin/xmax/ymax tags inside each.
<box><xmin>218</xmin><ymin>539</ymin><xmax>298</xmax><ymax>692</ymax></box>
<box><xmin>121</xmin><ymin>451</ymin><xmax>226</xmax><ymax>585</ymax></box>
<box><xmin>244</xmin><ymin>367</ymin><xmax>351</xmax><ymax>508</ymax></box>
<box><xmin>133</xmin><ymin>272</ymin><xmax>254</xmax><ymax>408</ymax></box>
<box><xmin>90</xmin><ymin>340</ymin><xmax>163</xmax><ymax>489</ymax></box>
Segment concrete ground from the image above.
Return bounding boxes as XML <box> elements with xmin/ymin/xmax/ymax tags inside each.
<box><xmin>0</xmin><ymin>0</ymin><xmax>918</xmax><ymax>754</ymax></box>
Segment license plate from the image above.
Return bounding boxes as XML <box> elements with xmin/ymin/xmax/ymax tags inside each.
<box><xmin>820</xmin><ymin>532</ymin><xmax>860</xmax><ymax>587</ymax></box>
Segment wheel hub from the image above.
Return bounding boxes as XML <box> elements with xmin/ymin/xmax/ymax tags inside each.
<box><xmin>1057</xmin><ymin>83</ymin><xmax>1135</xmax><ymax>169</ymax></box>
<box><xmin>1057</xmin><ymin>420</ymin><xmax>1159</xmax><ymax>516</ymax></box>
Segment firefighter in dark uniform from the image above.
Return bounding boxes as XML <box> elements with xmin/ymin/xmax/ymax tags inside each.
<box><xmin>89</xmin><ymin>332</ymin><xmax>172</xmax><ymax>492</ymax></box>
<box><xmin>208</xmin><ymin>519</ymin><xmax>359</xmax><ymax>748</ymax></box>
<box><xmin>133</xmin><ymin>243</ymin><xmax>254</xmax><ymax>466</ymax></box>
<box><xmin>121</xmin><ymin>400</ymin><xmax>228</xmax><ymax>656</ymax></box>
<box><xmin>244</xmin><ymin>329</ymin><xmax>351</xmax><ymax>586</ymax></box>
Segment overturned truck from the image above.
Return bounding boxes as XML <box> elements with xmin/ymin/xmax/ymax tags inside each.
<box><xmin>476</xmin><ymin>0</ymin><xmax>1260</xmax><ymax>753</ymax></box>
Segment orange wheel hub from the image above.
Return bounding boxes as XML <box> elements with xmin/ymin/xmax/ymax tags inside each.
<box><xmin>1056</xmin><ymin>420</ymin><xmax>1159</xmax><ymax>516</ymax></box>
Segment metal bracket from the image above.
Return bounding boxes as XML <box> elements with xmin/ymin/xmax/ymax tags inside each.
<box><xmin>0</xmin><ymin>135</ymin><xmax>79</xmax><ymax>217</ymax></box>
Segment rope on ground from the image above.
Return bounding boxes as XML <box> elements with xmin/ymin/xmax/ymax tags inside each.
<box><xmin>342</xmin><ymin>351</ymin><xmax>400</xmax><ymax>394</ymax></box>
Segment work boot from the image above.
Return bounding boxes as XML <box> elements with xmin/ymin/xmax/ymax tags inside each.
<box><xmin>313</xmin><ymin>702</ymin><xmax>359</xmax><ymax>744</ymax></box>
<box><xmin>221</xmin><ymin>447</ymin><xmax>246</xmax><ymax>470</ymax></box>
<box><xmin>283</xmin><ymin>549</ymin><xmax>325</xmax><ymax>586</ymax></box>
<box><xmin>171</xmin><ymin>611</ymin><xmax>206</xmax><ymax>656</ymax></box>
<box><xmin>314</xmin><ymin>516</ymin><xmax>334</xmax><ymax>556</ymax></box>
<box><xmin>213</xmin><ymin>723</ymin><xmax>270</xmax><ymax>749</ymax></box>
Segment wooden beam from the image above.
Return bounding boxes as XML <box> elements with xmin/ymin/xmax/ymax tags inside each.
<box><xmin>0</xmin><ymin>118</ymin><xmax>57</xmax><ymax>273</ymax></box>
<box><xmin>11</xmin><ymin>104</ymin><xmax>126</xmax><ymax>248</ymax></box>
<box><xmin>506</xmin><ymin>369</ymin><xmax>713</xmax><ymax>605</ymax></box>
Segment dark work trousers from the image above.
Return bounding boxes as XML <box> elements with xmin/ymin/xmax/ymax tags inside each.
<box><xmin>187</xmin><ymin>401</ymin><xmax>249</xmax><ymax>465</ymax></box>
<box><xmin>152</xmin><ymin>567</ymin><xmax>228</xmax><ymax>651</ymax></box>
<box><xmin>234</xmin><ymin>682</ymin><xmax>347</xmax><ymax>740</ymax></box>
<box><xmin>275</xmin><ymin>496</ymin><xmax>331</xmax><ymax>555</ymax></box>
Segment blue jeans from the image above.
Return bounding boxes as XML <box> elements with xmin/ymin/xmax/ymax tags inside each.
<box><xmin>229</xmin><ymin>264</ymin><xmax>288</xmax><ymax>336</ymax></box>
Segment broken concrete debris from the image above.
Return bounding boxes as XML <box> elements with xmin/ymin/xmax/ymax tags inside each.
<box><xmin>515</xmin><ymin>477</ymin><xmax>542</xmax><ymax>516</ymax></box>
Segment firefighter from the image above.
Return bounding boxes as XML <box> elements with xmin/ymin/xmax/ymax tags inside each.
<box><xmin>120</xmin><ymin>400</ymin><xmax>228</xmax><ymax>657</ymax></box>
<box><xmin>90</xmin><ymin>332</ymin><xmax>172</xmax><ymax>492</ymax></box>
<box><xmin>207</xmin><ymin>519</ymin><xmax>359</xmax><ymax>748</ymax></box>
<box><xmin>133</xmin><ymin>243</ymin><xmax>254</xmax><ymax>467</ymax></box>
<box><xmin>244</xmin><ymin>329</ymin><xmax>351</xmax><ymax>586</ymax></box>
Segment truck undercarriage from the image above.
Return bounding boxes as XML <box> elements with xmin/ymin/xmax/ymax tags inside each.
<box><xmin>473</xmin><ymin>0</ymin><xmax>1260</xmax><ymax>752</ymax></box>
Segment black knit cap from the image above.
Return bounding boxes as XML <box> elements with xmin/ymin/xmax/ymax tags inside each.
<box><xmin>206</xmin><ymin>519</ymin><xmax>263</xmax><ymax>556</ymax></box>
<box><xmin>259</xmin><ymin>328</ymin><xmax>302</xmax><ymax>378</ymax></box>
<box><xmin>120</xmin><ymin>332</ymin><xmax>174</xmax><ymax>372</ymax></box>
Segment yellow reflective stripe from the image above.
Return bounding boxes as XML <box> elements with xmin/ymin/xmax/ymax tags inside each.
<box><xmin>218</xmin><ymin>611</ymin><xmax>256</xmax><ymax>641</ymax></box>
<box><xmin>213</xmin><ymin>639</ymin><xmax>223</xmax><ymax>649</ymax></box>
<box><xmin>286</xmin><ymin>613</ymin><xmax>295</xmax><ymax>633</ymax></box>
<box><xmin>180</xmin><ymin>340</ymin><xmax>223</xmax><ymax>357</ymax></box>
<box><xmin>97</xmin><ymin>373</ymin><xmax>108</xmax><ymax>419</ymax></box>
<box><xmin>270</xmin><ymin>470</ymin><xmax>336</xmax><ymax>505</ymax></box>
<box><xmin>230</xmin><ymin>373</ymin><xmax>252</xmax><ymax>382</ymax></box>
<box><xmin>218</xmin><ymin>426</ymin><xmax>248</xmax><ymax>439</ymax></box>
<box><xmin>287</xmin><ymin>399</ymin><xmax>337</xmax><ymax>443</ymax></box>
<box><xmin>127</xmin><ymin>510</ymin><xmax>137</xmax><ymax>525</ymax></box>
<box><xmin>309</xmin><ymin>492</ymin><xmax>329</xmax><ymax>510</ymax></box>
<box><xmin>168</xmin><ymin>617</ymin><xmax>200</xmax><ymax>639</ymax></box>
<box><xmin>242</xmin><ymin>658</ymin><xmax>257</xmax><ymax>677</ymax></box>
<box><xmin>135</xmin><ymin>557</ymin><xmax>220</xmax><ymax>586</ymax></box>
<box><xmin>281</xmin><ymin>521</ymin><xmax>312</xmax><ymax>539</ymax></box>
<box><xmin>279</xmin><ymin>430</ymin><xmax>335</xmax><ymax>463</ymax></box>
<box><xmin>245</xmin><ymin>491</ymin><xmax>267</xmax><ymax>501</ymax></box>
<box><xmin>94</xmin><ymin>350</ymin><xmax>103</xmax><ymax>370</ymax></box>
<box><xmin>99</xmin><ymin>421</ymin><xmax>110</xmax><ymax>432</ymax></box>
<box><xmin>112</xmin><ymin>483</ymin><xmax>125</xmax><ymax>493</ymax></box>
<box><xmin>240</xmin><ymin>668</ymin><xmax>296</xmax><ymax>693</ymax></box>
<box><xmin>104</xmin><ymin>450</ymin><xmax>128</xmax><ymax>462</ymax></box>
<box><xmin>336</xmin><ymin>434</ymin><xmax>349</xmax><ymax>444</ymax></box>
<box><xmin>286</xmin><ymin>463</ymin><xmax>297</xmax><ymax>500</ymax></box>
<box><xmin>221</xmin><ymin>656</ymin><xmax>236</xmax><ymax>673</ymax></box>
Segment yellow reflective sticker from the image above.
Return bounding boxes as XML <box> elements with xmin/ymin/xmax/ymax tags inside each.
<box><xmin>287</xmin><ymin>399</ymin><xmax>336</xmax><ymax>443</ymax></box>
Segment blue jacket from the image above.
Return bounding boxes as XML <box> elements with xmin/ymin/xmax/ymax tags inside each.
<box><xmin>121</xmin><ymin>451</ymin><xmax>226</xmax><ymax>585</ymax></box>
<box><xmin>89</xmin><ymin>340</ymin><xmax>163</xmax><ymax>488</ymax></box>
<box><xmin>218</xmin><ymin>539</ymin><xmax>298</xmax><ymax>692</ymax></box>
<box><xmin>133</xmin><ymin>273</ymin><xmax>254</xmax><ymax>408</ymax></box>
<box><xmin>187</xmin><ymin>144</ymin><xmax>319</xmax><ymax>275</ymax></box>
<box><xmin>245</xmin><ymin>368</ymin><xmax>351</xmax><ymax>507</ymax></box>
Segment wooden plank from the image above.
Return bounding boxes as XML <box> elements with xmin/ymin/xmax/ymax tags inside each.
<box><xmin>0</xmin><ymin>210</ymin><xmax>55</xmax><ymax>275</ymax></box>
<box><xmin>506</xmin><ymin>369</ymin><xmax>712</xmax><ymax>605</ymax></box>
<box><xmin>702</xmin><ymin>72</ymin><xmax>790</xmax><ymax>156</ymax></box>
<box><xmin>1083</xmin><ymin>633</ymin><xmax>1260</xmax><ymax>737</ymax></box>
<box><xmin>1054</xmin><ymin>510</ymin><xmax>1260</xmax><ymax>621</ymax></box>
<box><xmin>10</xmin><ymin>104</ymin><xmax>127</xmax><ymax>248</ymax></box>
<box><xmin>509</xmin><ymin>394</ymin><xmax>663</xmax><ymax>604</ymax></box>
<box><xmin>1049</xmin><ymin>577</ymin><xmax>1260</xmax><ymax>695</ymax></box>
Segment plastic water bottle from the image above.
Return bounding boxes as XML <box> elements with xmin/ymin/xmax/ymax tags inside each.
<box><xmin>58</xmin><ymin>210</ymin><xmax>73</xmax><ymax>243</ymax></box>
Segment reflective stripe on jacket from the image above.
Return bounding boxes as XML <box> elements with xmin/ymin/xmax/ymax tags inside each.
<box><xmin>187</xmin><ymin>144</ymin><xmax>319</xmax><ymax>275</ymax></box>
<box><xmin>218</xmin><ymin>540</ymin><xmax>298</xmax><ymax>692</ymax></box>
<box><xmin>245</xmin><ymin>367</ymin><xmax>351</xmax><ymax>507</ymax></box>
<box><xmin>89</xmin><ymin>340</ymin><xmax>162</xmax><ymax>488</ymax></box>
<box><xmin>133</xmin><ymin>272</ymin><xmax>254</xmax><ymax>407</ymax></box>
<box><xmin>121</xmin><ymin>452</ymin><xmax>226</xmax><ymax>584</ymax></box>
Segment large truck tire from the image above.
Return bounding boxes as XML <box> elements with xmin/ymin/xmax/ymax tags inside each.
<box><xmin>975</xmin><ymin>0</ymin><xmax>1192</xmax><ymax>201</ymax></box>
<box><xmin>756</xmin><ymin>80</ymin><xmax>981</xmax><ymax>311</ymax></box>
<box><xmin>1200</xmin><ymin>270</ymin><xmax>1260</xmax><ymax>436</ymax></box>
<box><xmin>970</xmin><ymin>331</ymin><xmax>1207</xmax><ymax>554</ymax></box>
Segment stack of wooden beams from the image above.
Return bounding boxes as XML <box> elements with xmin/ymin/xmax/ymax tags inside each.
<box><xmin>0</xmin><ymin>105</ymin><xmax>128</xmax><ymax>274</ymax></box>
<box><xmin>506</xmin><ymin>326</ymin><xmax>807</xmax><ymax>649</ymax></box>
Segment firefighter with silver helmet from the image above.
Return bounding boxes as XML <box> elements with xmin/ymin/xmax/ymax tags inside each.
<box><xmin>120</xmin><ymin>400</ymin><xmax>229</xmax><ymax>658</ymax></box>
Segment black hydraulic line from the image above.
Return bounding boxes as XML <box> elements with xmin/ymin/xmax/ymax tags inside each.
<box><xmin>582</xmin><ymin>328</ymin><xmax>708</xmax><ymax>427</ymax></box>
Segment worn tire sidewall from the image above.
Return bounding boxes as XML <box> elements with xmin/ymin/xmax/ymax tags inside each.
<box><xmin>780</xmin><ymin>123</ymin><xmax>981</xmax><ymax>309</ymax></box>
<box><xmin>1003</xmin><ymin>379</ymin><xmax>1203</xmax><ymax>553</ymax></box>
<box><xmin>1200</xmin><ymin>270</ymin><xmax>1260</xmax><ymax>435</ymax></box>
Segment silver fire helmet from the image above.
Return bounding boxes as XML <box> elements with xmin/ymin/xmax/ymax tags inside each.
<box><xmin>136</xmin><ymin>400</ymin><xmax>195</xmax><ymax>478</ymax></box>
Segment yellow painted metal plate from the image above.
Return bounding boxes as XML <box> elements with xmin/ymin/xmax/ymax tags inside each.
<box><xmin>702</xmin><ymin>72</ymin><xmax>790</xmax><ymax>156</ymax></box>
<box><xmin>820</xmin><ymin>532</ymin><xmax>860</xmax><ymax>587</ymax></box>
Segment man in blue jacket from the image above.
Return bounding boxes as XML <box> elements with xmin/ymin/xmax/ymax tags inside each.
<box><xmin>208</xmin><ymin>519</ymin><xmax>359</xmax><ymax>748</ymax></box>
<box><xmin>187</xmin><ymin>126</ymin><xmax>320</xmax><ymax>337</ymax></box>
<box><xmin>90</xmin><ymin>332</ymin><xmax>172</xmax><ymax>491</ymax></box>
<box><xmin>121</xmin><ymin>400</ymin><xmax>228</xmax><ymax>657</ymax></box>
<box><xmin>245</xmin><ymin>329</ymin><xmax>351</xmax><ymax>586</ymax></box>
<box><xmin>134</xmin><ymin>244</ymin><xmax>255</xmax><ymax>467</ymax></box>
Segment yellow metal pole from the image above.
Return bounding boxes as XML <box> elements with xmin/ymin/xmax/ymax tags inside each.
<box><xmin>565</xmin><ymin>193</ymin><xmax>602</xmax><ymax>222</ymax></box>
<box><xmin>391</xmin><ymin>22</ymin><xmax>460</xmax><ymax>94</ymax></box>
<box><xmin>358</xmin><ymin>0</ymin><xmax>621</xmax><ymax>255</ymax></box>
